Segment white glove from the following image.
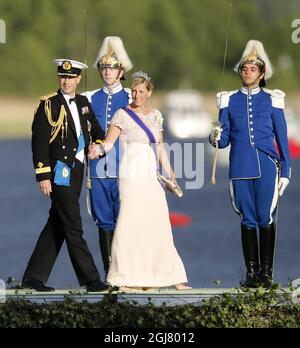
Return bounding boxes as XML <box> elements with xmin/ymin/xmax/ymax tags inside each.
<box><xmin>210</xmin><ymin>126</ymin><xmax>223</xmax><ymax>144</ymax></box>
<box><xmin>278</xmin><ymin>177</ymin><xmax>289</xmax><ymax>196</ymax></box>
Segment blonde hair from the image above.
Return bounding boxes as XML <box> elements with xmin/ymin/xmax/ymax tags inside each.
<box><xmin>131</xmin><ymin>77</ymin><xmax>154</xmax><ymax>92</ymax></box>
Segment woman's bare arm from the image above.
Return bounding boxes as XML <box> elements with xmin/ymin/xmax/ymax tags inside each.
<box><xmin>157</xmin><ymin>132</ymin><xmax>177</xmax><ymax>183</ymax></box>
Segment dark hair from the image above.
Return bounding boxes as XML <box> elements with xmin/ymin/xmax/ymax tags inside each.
<box><xmin>259</xmin><ymin>77</ymin><xmax>266</xmax><ymax>87</ymax></box>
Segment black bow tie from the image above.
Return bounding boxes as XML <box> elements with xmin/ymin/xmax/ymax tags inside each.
<box><xmin>69</xmin><ymin>97</ymin><xmax>75</xmax><ymax>104</ymax></box>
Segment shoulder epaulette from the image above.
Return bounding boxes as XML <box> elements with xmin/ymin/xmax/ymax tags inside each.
<box><xmin>40</xmin><ymin>92</ymin><xmax>57</xmax><ymax>101</ymax></box>
<box><xmin>216</xmin><ymin>90</ymin><xmax>238</xmax><ymax>109</ymax></box>
<box><xmin>81</xmin><ymin>89</ymin><xmax>101</xmax><ymax>102</ymax></box>
<box><xmin>263</xmin><ymin>88</ymin><xmax>285</xmax><ymax>109</ymax></box>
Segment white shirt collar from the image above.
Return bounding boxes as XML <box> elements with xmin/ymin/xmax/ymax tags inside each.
<box><xmin>103</xmin><ymin>83</ymin><xmax>123</xmax><ymax>95</ymax></box>
<box><xmin>240</xmin><ymin>86</ymin><xmax>261</xmax><ymax>95</ymax></box>
<box><xmin>60</xmin><ymin>89</ymin><xmax>76</xmax><ymax>102</ymax></box>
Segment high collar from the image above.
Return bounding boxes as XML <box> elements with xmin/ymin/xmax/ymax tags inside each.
<box><xmin>103</xmin><ymin>83</ymin><xmax>123</xmax><ymax>95</ymax></box>
<box><xmin>240</xmin><ymin>86</ymin><xmax>261</xmax><ymax>96</ymax></box>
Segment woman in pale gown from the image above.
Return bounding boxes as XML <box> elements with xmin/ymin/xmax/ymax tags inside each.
<box><xmin>89</xmin><ymin>71</ymin><xmax>190</xmax><ymax>290</ymax></box>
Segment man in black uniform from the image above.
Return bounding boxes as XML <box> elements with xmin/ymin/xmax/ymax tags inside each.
<box><xmin>22</xmin><ymin>58</ymin><xmax>109</xmax><ymax>292</ymax></box>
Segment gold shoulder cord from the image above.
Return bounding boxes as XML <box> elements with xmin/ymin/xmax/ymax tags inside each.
<box><xmin>44</xmin><ymin>99</ymin><xmax>68</xmax><ymax>143</ymax></box>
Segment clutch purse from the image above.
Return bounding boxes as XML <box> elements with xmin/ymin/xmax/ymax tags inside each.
<box><xmin>158</xmin><ymin>175</ymin><xmax>183</xmax><ymax>198</ymax></box>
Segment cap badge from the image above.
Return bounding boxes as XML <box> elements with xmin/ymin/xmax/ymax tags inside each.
<box><xmin>62</xmin><ymin>61</ymin><xmax>72</xmax><ymax>70</ymax></box>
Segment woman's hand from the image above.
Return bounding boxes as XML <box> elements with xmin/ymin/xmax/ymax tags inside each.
<box><xmin>88</xmin><ymin>143</ymin><xmax>102</xmax><ymax>159</ymax></box>
<box><xmin>169</xmin><ymin>174</ymin><xmax>178</xmax><ymax>187</ymax></box>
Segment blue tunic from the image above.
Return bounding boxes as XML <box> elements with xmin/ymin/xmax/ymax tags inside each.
<box><xmin>215</xmin><ymin>87</ymin><xmax>291</xmax><ymax>180</ymax></box>
<box><xmin>85</xmin><ymin>85</ymin><xmax>131</xmax><ymax>178</ymax></box>
<box><xmin>210</xmin><ymin>87</ymin><xmax>291</xmax><ymax>228</ymax></box>
<box><xmin>84</xmin><ymin>84</ymin><xmax>131</xmax><ymax>230</ymax></box>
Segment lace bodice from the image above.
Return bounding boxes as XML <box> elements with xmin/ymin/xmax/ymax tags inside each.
<box><xmin>111</xmin><ymin>108</ymin><xmax>163</xmax><ymax>144</ymax></box>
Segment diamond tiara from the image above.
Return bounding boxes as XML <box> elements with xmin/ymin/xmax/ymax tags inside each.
<box><xmin>131</xmin><ymin>71</ymin><xmax>151</xmax><ymax>81</ymax></box>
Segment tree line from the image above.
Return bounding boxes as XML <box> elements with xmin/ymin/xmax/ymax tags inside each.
<box><xmin>0</xmin><ymin>0</ymin><xmax>300</xmax><ymax>95</ymax></box>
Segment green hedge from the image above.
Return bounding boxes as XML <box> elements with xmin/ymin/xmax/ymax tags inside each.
<box><xmin>1</xmin><ymin>286</ymin><xmax>300</xmax><ymax>328</ymax></box>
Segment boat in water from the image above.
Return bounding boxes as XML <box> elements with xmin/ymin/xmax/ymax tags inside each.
<box><xmin>163</xmin><ymin>89</ymin><xmax>212</xmax><ymax>139</ymax></box>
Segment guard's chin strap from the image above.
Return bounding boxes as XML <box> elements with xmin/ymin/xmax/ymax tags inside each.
<box><xmin>116</xmin><ymin>67</ymin><xmax>123</xmax><ymax>81</ymax></box>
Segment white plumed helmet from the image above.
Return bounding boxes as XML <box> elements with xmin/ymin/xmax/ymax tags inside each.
<box><xmin>93</xmin><ymin>36</ymin><xmax>133</xmax><ymax>73</ymax></box>
<box><xmin>234</xmin><ymin>39</ymin><xmax>273</xmax><ymax>80</ymax></box>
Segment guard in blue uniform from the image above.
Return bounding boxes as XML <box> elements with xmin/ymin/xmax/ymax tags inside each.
<box><xmin>210</xmin><ymin>40</ymin><xmax>291</xmax><ymax>288</ymax></box>
<box><xmin>84</xmin><ymin>37</ymin><xmax>132</xmax><ymax>278</ymax></box>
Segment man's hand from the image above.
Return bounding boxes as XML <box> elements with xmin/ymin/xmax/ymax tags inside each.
<box><xmin>39</xmin><ymin>179</ymin><xmax>52</xmax><ymax>197</ymax></box>
<box><xmin>88</xmin><ymin>143</ymin><xmax>101</xmax><ymax>160</ymax></box>
<box><xmin>210</xmin><ymin>126</ymin><xmax>223</xmax><ymax>144</ymax></box>
<box><xmin>278</xmin><ymin>177</ymin><xmax>289</xmax><ymax>196</ymax></box>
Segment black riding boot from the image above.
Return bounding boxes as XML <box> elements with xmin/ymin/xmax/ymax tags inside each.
<box><xmin>240</xmin><ymin>225</ymin><xmax>260</xmax><ymax>288</ymax></box>
<box><xmin>98</xmin><ymin>228</ymin><xmax>114</xmax><ymax>279</ymax></box>
<box><xmin>259</xmin><ymin>223</ymin><xmax>276</xmax><ymax>288</ymax></box>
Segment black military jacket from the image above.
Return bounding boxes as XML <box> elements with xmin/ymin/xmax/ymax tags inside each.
<box><xmin>32</xmin><ymin>90</ymin><xmax>105</xmax><ymax>181</ymax></box>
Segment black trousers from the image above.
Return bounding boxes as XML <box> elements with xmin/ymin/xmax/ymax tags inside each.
<box><xmin>23</xmin><ymin>159</ymin><xmax>100</xmax><ymax>286</ymax></box>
